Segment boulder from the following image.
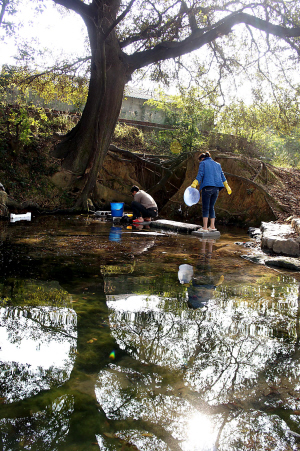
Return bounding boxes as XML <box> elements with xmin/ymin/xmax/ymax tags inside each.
<box><xmin>265</xmin><ymin>257</ymin><xmax>300</xmax><ymax>271</ymax></box>
<box><xmin>260</xmin><ymin>221</ymin><xmax>300</xmax><ymax>257</ymax></box>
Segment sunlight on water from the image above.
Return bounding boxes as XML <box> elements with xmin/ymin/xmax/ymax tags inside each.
<box><xmin>182</xmin><ymin>413</ymin><xmax>217</xmax><ymax>451</ymax></box>
<box><xmin>106</xmin><ymin>294</ymin><xmax>163</xmax><ymax>312</ymax></box>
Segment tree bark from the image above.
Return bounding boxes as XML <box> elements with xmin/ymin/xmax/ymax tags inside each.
<box><xmin>52</xmin><ymin>0</ymin><xmax>129</xmax><ymax>208</ymax></box>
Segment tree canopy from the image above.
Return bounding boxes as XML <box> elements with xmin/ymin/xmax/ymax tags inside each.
<box><xmin>3</xmin><ymin>0</ymin><xmax>300</xmax><ymax>208</ymax></box>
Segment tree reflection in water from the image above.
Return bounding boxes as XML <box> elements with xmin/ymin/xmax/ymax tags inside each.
<box><xmin>96</xmin><ymin>275</ymin><xmax>300</xmax><ymax>450</ymax></box>
<box><xmin>0</xmin><ymin>395</ymin><xmax>74</xmax><ymax>450</ymax></box>
<box><xmin>1</xmin><ymin>217</ymin><xmax>300</xmax><ymax>450</ymax></box>
<box><xmin>0</xmin><ymin>305</ymin><xmax>77</xmax><ymax>402</ymax></box>
<box><xmin>0</xmin><ymin>280</ymin><xmax>77</xmax><ymax>450</ymax></box>
<box><xmin>0</xmin><ymin>279</ymin><xmax>77</xmax><ymax>403</ymax></box>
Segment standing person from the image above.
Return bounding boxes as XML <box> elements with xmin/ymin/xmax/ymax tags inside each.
<box><xmin>130</xmin><ymin>185</ymin><xmax>158</xmax><ymax>223</ymax></box>
<box><xmin>190</xmin><ymin>151</ymin><xmax>232</xmax><ymax>231</ymax></box>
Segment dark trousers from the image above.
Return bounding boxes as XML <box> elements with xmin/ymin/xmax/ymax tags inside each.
<box><xmin>201</xmin><ymin>186</ymin><xmax>219</xmax><ymax>218</ymax></box>
<box><xmin>131</xmin><ymin>201</ymin><xmax>158</xmax><ymax>219</ymax></box>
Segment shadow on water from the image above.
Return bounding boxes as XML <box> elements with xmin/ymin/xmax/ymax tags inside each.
<box><xmin>0</xmin><ymin>215</ymin><xmax>300</xmax><ymax>450</ymax></box>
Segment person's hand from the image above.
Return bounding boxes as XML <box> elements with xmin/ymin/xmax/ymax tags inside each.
<box><xmin>191</xmin><ymin>179</ymin><xmax>199</xmax><ymax>189</ymax></box>
<box><xmin>224</xmin><ymin>181</ymin><xmax>232</xmax><ymax>195</ymax></box>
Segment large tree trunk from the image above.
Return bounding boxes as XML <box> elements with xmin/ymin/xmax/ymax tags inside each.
<box><xmin>52</xmin><ymin>1</ymin><xmax>128</xmax><ymax>209</ymax></box>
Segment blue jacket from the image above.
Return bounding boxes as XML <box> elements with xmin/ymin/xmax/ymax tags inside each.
<box><xmin>196</xmin><ymin>157</ymin><xmax>226</xmax><ymax>191</ymax></box>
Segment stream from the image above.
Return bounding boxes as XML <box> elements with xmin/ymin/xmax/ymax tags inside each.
<box><xmin>0</xmin><ymin>215</ymin><xmax>300</xmax><ymax>451</ymax></box>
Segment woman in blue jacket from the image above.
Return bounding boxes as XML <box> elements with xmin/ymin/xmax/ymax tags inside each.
<box><xmin>191</xmin><ymin>151</ymin><xmax>232</xmax><ymax>231</ymax></box>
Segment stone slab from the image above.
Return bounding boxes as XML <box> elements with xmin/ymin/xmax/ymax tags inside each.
<box><xmin>192</xmin><ymin>230</ymin><xmax>221</xmax><ymax>238</ymax></box>
<box><xmin>151</xmin><ymin>219</ymin><xmax>200</xmax><ymax>233</ymax></box>
<box><xmin>151</xmin><ymin>219</ymin><xmax>221</xmax><ymax>237</ymax></box>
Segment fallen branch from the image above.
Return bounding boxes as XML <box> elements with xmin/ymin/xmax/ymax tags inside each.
<box><xmin>252</xmin><ymin>163</ymin><xmax>263</xmax><ymax>182</ymax></box>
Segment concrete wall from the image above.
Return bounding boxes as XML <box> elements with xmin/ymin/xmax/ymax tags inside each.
<box><xmin>119</xmin><ymin>96</ymin><xmax>166</xmax><ymax>124</ymax></box>
<box><xmin>5</xmin><ymin>87</ymin><xmax>75</xmax><ymax>112</ymax></box>
<box><xmin>5</xmin><ymin>87</ymin><xmax>166</xmax><ymax>124</ymax></box>
<box><xmin>4</xmin><ymin>87</ymin><xmax>213</xmax><ymax>129</ymax></box>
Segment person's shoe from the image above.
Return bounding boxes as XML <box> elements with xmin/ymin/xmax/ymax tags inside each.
<box><xmin>143</xmin><ymin>217</ymin><xmax>151</xmax><ymax>222</ymax></box>
<box><xmin>209</xmin><ymin>227</ymin><xmax>217</xmax><ymax>231</ymax></box>
<box><xmin>197</xmin><ymin>228</ymin><xmax>209</xmax><ymax>232</ymax></box>
<box><xmin>133</xmin><ymin>218</ymin><xmax>144</xmax><ymax>223</ymax></box>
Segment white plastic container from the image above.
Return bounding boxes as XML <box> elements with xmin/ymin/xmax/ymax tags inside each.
<box><xmin>178</xmin><ymin>264</ymin><xmax>194</xmax><ymax>284</ymax></box>
<box><xmin>10</xmin><ymin>212</ymin><xmax>32</xmax><ymax>222</ymax></box>
<box><xmin>183</xmin><ymin>187</ymin><xmax>200</xmax><ymax>206</ymax></box>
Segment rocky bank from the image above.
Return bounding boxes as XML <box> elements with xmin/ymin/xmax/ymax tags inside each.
<box><xmin>242</xmin><ymin>217</ymin><xmax>300</xmax><ymax>271</ymax></box>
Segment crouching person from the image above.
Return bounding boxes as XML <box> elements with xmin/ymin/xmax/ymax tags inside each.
<box><xmin>130</xmin><ymin>185</ymin><xmax>158</xmax><ymax>223</ymax></box>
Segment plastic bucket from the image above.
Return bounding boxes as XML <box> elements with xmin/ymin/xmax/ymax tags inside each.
<box><xmin>183</xmin><ymin>187</ymin><xmax>200</xmax><ymax>206</ymax></box>
<box><xmin>110</xmin><ymin>202</ymin><xmax>124</xmax><ymax>217</ymax></box>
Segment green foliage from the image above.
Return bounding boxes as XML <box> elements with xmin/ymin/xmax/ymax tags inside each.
<box><xmin>0</xmin><ymin>65</ymin><xmax>88</xmax><ymax>112</ymax></box>
<box><xmin>0</xmin><ymin>102</ymin><xmax>77</xmax><ymax>206</ymax></box>
<box><xmin>216</xmin><ymin>99</ymin><xmax>300</xmax><ymax>167</ymax></box>
<box><xmin>5</xmin><ymin>105</ymin><xmax>45</xmax><ymax>144</ymax></box>
<box><xmin>1</xmin><ymin>282</ymin><xmax>70</xmax><ymax>307</ymax></box>
<box><xmin>0</xmin><ymin>103</ymin><xmax>75</xmax><ymax>146</ymax></box>
<box><xmin>143</xmin><ymin>128</ymin><xmax>174</xmax><ymax>154</ymax></box>
<box><xmin>23</xmin><ymin>286</ymin><xmax>70</xmax><ymax>306</ymax></box>
<box><xmin>113</xmin><ymin>122</ymin><xmax>144</xmax><ymax>148</ymax></box>
<box><xmin>146</xmin><ymin>87</ymin><xmax>215</xmax><ymax>153</ymax></box>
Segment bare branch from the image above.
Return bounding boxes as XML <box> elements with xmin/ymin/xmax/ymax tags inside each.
<box><xmin>22</xmin><ymin>57</ymin><xmax>91</xmax><ymax>84</ymax></box>
<box><xmin>104</xmin><ymin>0</ymin><xmax>136</xmax><ymax>40</ymax></box>
<box><xmin>120</xmin><ymin>1</ymin><xmax>181</xmax><ymax>48</ymax></box>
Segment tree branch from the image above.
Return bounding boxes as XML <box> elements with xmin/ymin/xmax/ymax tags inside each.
<box><xmin>53</xmin><ymin>0</ymin><xmax>90</xmax><ymax>18</ymax></box>
<box><xmin>127</xmin><ymin>11</ymin><xmax>300</xmax><ymax>73</ymax></box>
<box><xmin>103</xmin><ymin>0</ymin><xmax>136</xmax><ymax>40</ymax></box>
<box><xmin>0</xmin><ymin>0</ymin><xmax>8</xmax><ymax>27</ymax></box>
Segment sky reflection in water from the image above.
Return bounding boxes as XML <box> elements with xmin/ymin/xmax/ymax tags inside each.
<box><xmin>0</xmin><ymin>305</ymin><xmax>77</xmax><ymax>402</ymax></box>
<box><xmin>1</xmin><ymin>217</ymin><xmax>300</xmax><ymax>450</ymax></box>
<box><xmin>98</xmin><ymin>265</ymin><xmax>300</xmax><ymax>450</ymax></box>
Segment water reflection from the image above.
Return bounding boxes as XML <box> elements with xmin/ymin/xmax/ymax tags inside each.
<box><xmin>183</xmin><ymin>239</ymin><xmax>224</xmax><ymax>309</ymax></box>
<box><xmin>2</xmin><ymin>217</ymin><xmax>300</xmax><ymax>449</ymax></box>
<box><xmin>95</xmin><ymin>363</ymin><xmax>216</xmax><ymax>450</ymax></box>
<box><xmin>0</xmin><ymin>395</ymin><xmax>74</xmax><ymax>450</ymax></box>
<box><xmin>101</xmin><ymin>262</ymin><xmax>300</xmax><ymax>449</ymax></box>
<box><xmin>109</xmin><ymin>226</ymin><xmax>122</xmax><ymax>242</ymax></box>
<box><xmin>0</xmin><ymin>282</ymin><xmax>77</xmax><ymax>402</ymax></box>
<box><xmin>95</xmin><ymin>362</ymin><xmax>297</xmax><ymax>450</ymax></box>
<box><xmin>178</xmin><ymin>264</ymin><xmax>194</xmax><ymax>284</ymax></box>
<box><xmin>184</xmin><ymin>413</ymin><xmax>217</xmax><ymax>451</ymax></box>
<box><xmin>107</xmin><ymin>294</ymin><xmax>197</xmax><ymax>367</ymax></box>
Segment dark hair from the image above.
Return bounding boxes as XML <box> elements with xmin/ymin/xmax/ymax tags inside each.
<box><xmin>198</xmin><ymin>151</ymin><xmax>211</xmax><ymax>161</ymax></box>
<box><xmin>131</xmin><ymin>185</ymin><xmax>140</xmax><ymax>193</ymax></box>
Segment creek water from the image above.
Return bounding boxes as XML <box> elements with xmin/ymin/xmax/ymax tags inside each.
<box><xmin>0</xmin><ymin>215</ymin><xmax>300</xmax><ymax>451</ymax></box>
